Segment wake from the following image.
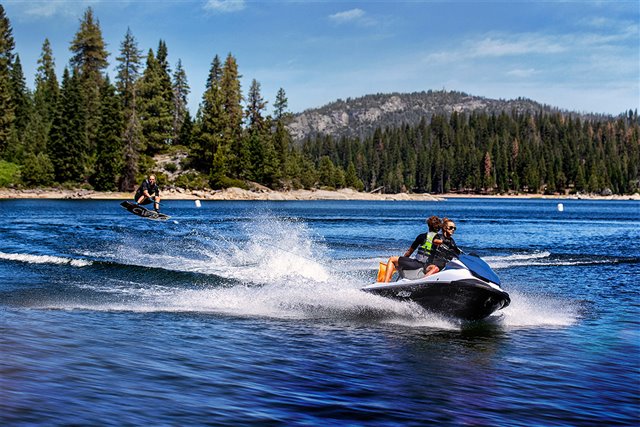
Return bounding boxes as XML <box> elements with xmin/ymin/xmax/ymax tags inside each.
<box><xmin>3</xmin><ymin>215</ymin><xmax>581</xmax><ymax>330</ymax></box>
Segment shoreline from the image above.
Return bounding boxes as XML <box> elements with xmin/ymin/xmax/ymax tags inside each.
<box><xmin>1</xmin><ymin>187</ymin><xmax>638</xmax><ymax>201</ymax></box>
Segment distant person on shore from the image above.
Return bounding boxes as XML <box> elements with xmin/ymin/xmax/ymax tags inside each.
<box><xmin>381</xmin><ymin>215</ymin><xmax>443</xmax><ymax>282</ymax></box>
<box><xmin>135</xmin><ymin>175</ymin><xmax>161</xmax><ymax>212</ymax></box>
<box><xmin>431</xmin><ymin>218</ymin><xmax>462</xmax><ymax>271</ymax></box>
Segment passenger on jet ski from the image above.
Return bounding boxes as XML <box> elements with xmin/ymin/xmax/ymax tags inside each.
<box><xmin>382</xmin><ymin>215</ymin><xmax>443</xmax><ymax>282</ymax></box>
<box><xmin>431</xmin><ymin>218</ymin><xmax>462</xmax><ymax>270</ymax></box>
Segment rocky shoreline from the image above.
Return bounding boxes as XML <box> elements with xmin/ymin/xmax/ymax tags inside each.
<box><xmin>1</xmin><ymin>187</ymin><xmax>638</xmax><ymax>201</ymax></box>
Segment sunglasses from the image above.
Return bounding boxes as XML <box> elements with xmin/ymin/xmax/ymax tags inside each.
<box><xmin>447</xmin><ymin>226</ymin><xmax>456</xmax><ymax>231</ymax></box>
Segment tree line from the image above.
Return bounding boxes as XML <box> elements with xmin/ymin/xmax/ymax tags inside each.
<box><xmin>0</xmin><ymin>6</ymin><xmax>637</xmax><ymax>195</ymax></box>
<box><xmin>301</xmin><ymin>110</ymin><xmax>639</xmax><ymax>195</ymax></box>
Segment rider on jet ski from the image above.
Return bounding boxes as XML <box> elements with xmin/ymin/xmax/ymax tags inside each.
<box><xmin>432</xmin><ymin>218</ymin><xmax>462</xmax><ymax>271</ymax></box>
<box><xmin>382</xmin><ymin>215</ymin><xmax>444</xmax><ymax>282</ymax></box>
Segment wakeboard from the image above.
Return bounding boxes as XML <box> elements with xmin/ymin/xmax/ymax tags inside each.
<box><xmin>120</xmin><ymin>201</ymin><xmax>171</xmax><ymax>221</ymax></box>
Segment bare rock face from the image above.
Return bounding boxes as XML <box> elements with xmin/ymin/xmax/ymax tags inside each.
<box><xmin>287</xmin><ymin>90</ymin><xmax>561</xmax><ymax>142</ymax></box>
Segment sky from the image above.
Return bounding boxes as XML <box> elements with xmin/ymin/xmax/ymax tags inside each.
<box><xmin>3</xmin><ymin>0</ymin><xmax>639</xmax><ymax>116</ymax></box>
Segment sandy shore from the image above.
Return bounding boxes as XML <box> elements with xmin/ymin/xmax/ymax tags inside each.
<box><xmin>1</xmin><ymin>187</ymin><xmax>638</xmax><ymax>201</ymax></box>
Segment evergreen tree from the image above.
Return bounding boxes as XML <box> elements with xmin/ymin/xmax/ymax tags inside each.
<box><xmin>172</xmin><ymin>59</ymin><xmax>189</xmax><ymax>145</ymax></box>
<box><xmin>93</xmin><ymin>79</ymin><xmax>124</xmax><ymax>190</ymax></box>
<box><xmin>273</xmin><ymin>89</ymin><xmax>293</xmax><ymax>187</ymax></box>
<box><xmin>21</xmin><ymin>152</ymin><xmax>55</xmax><ymax>187</ymax></box>
<box><xmin>220</xmin><ymin>53</ymin><xmax>244</xmax><ymax>177</ymax></box>
<box><xmin>138</xmin><ymin>47</ymin><xmax>173</xmax><ymax>154</ymax></box>
<box><xmin>345</xmin><ymin>161</ymin><xmax>364</xmax><ymax>190</ymax></box>
<box><xmin>33</xmin><ymin>38</ymin><xmax>59</xmax><ymax>127</ymax></box>
<box><xmin>120</xmin><ymin>104</ymin><xmax>143</xmax><ymax>191</ymax></box>
<box><xmin>0</xmin><ymin>5</ymin><xmax>16</xmax><ymax>155</ymax></box>
<box><xmin>195</xmin><ymin>54</ymin><xmax>224</xmax><ymax>172</ymax></box>
<box><xmin>20</xmin><ymin>40</ymin><xmax>58</xmax><ymax>170</ymax></box>
<box><xmin>69</xmin><ymin>6</ymin><xmax>109</xmax><ymax>168</ymax></box>
<box><xmin>245</xmin><ymin>79</ymin><xmax>277</xmax><ymax>183</ymax></box>
<box><xmin>115</xmin><ymin>29</ymin><xmax>143</xmax><ymax>191</ymax></box>
<box><xmin>48</xmin><ymin>68</ymin><xmax>87</xmax><ymax>183</ymax></box>
<box><xmin>10</xmin><ymin>55</ymin><xmax>30</xmax><ymax>136</ymax></box>
<box><xmin>115</xmin><ymin>28</ymin><xmax>142</xmax><ymax>110</ymax></box>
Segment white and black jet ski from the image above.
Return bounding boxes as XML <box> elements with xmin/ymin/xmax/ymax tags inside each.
<box><xmin>362</xmin><ymin>254</ymin><xmax>510</xmax><ymax>321</ymax></box>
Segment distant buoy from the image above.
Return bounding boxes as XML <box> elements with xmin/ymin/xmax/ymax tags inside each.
<box><xmin>195</xmin><ymin>199</ymin><xmax>201</xmax><ymax>208</ymax></box>
<box><xmin>557</xmin><ymin>203</ymin><xmax>564</xmax><ymax>212</ymax></box>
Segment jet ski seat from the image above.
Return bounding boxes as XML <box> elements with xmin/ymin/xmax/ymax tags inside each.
<box><xmin>397</xmin><ymin>266</ymin><xmax>426</xmax><ymax>280</ymax></box>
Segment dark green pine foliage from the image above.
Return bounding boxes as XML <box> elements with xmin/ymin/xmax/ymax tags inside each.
<box><xmin>245</xmin><ymin>79</ymin><xmax>277</xmax><ymax>185</ymax></box>
<box><xmin>301</xmin><ymin>111</ymin><xmax>640</xmax><ymax>195</ymax></box>
<box><xmin>0</xmin><ymin>5</ymin><xmax>15</xmax><ymax>156</ymax></box>
<box><xmin>48</xmin><ymin>69</ymin><xmax>87</xmax><ymax>183</ymax></box>
<box><xmin>220</xmin><ymin>53</ymin><xmax>244</xmax><ymax>178</ymax></box>
<box><xmin>194</xmin><ymin>55</ymin><xmax>224</xmax><ymax>174</ymax></box>
<box><xmin>29</xmin><ymin>39</ymin><xmax>59</xmax><ymax>152</ymax></box>
<box><xmin>10</xmin><ymin>55</ymin><xmax>30</xmax><ymax>137</ymax></box>
<box><xmin>69</xmin><ymin>6</ymin><xmax>109</xmax><ymax>172</ymax></box>
<box><xmin>115</xmin><ymin>28</ymin><xmax>143</xmax><ymax>191</ymax></box>
<box><xmin>19</xmin><ymin>39</ymin><xmax>59</xmax><ymax>184</ymax></box>
<box><xmin>272</xmin><ymin>87</ymin><xmax>295</xmax><ymax>186</ymax></box>
<box><xmin>3</xmin><ymin>54</ymin><xmax>31</xmax><ymax>162</ymax></box>
<box><xmin>172</xmin><ymin>59</ymin><xmax>189</xmax><ymax>146</ymax></box>
<box><xmin>116</xmin><ymin>28</ymin><xmax>142</xmax><ymax>110</ymax></box>
<box><xmin>138</xmin><ymin>46</ymin><xmax>173</xmax><ymax>154</ymax></box>
<box><xmin>93</xmin><ymin>79</ymin><xmax>123</xmax><ymax>191</ymax></box>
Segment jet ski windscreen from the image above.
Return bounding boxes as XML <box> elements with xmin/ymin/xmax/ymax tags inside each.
<box><xmin>458</xmin><ymin>254</ymin><xmax>501</xmax><ymax>286</ymax></box>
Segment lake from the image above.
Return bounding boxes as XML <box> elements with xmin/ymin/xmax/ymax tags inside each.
<box><xmin>1</xmin><ymin>198</ymin><xmax>638</xmax><ymax>426</ymax></box>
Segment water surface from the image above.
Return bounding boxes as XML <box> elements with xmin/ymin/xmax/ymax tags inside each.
<box><xmin>1</xmin><ymin>199</ymin><xmax>638</xmax><ymax>425</ymax></box>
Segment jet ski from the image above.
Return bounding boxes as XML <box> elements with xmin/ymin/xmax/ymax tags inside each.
<box><xmin>362</xmin><ymin>254</ymin><xmax>510</xmax><ymax>321</ymax></box>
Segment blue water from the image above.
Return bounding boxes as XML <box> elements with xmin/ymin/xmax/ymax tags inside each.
<box><xmin>1</xmin><ymin>199</ymin><xmax>638</xmax><ymax>426</ymax></box>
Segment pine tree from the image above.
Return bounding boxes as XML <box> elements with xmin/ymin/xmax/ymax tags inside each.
<box><xmin>48</xmin><ymin>68</ymin><xmax>87</xmax><ymax>183</ymax></box>
<box><xmin>21</xmin><ymin>152</ymin><xmax>55</xmax><ymax>186</ymax></box>
<box><xmin>34</xmin><ymin>38</ymin><xmax>59</xmax><ymax>125</ymax></box>
<box><xmin>245</xmin><ymin>79</ymin><xmax>277</xmax><ymax>183</ymax></box>
<box><xmin>195</xmin><ymin>54</ymin><xmax>224</xmax><ymax>171</ymax></box>
<box><xmin>93</xmin><ymin>79</ymin><xmax>123</xmax><ymax>190</ymax></box>
<box><xmin>0</xmin><ymin>5</ymin><xmax>16</xmax><ymax>155</ymax></box>
<box><xmin>69</xmin><ymin>6</ymin><xmax>109</xmax><ymax>167</ymax></box>
<box><xmin>345</xmin><ymin>161</ymin><xmax>364</xmax><ymax>190</ymax></box>
<box><xmin>115</xmin><ymin>28</ymin><xmax>143</xmax><ymax>191</ymax></box>
<box><xmin>138</xmin><ymin>47</ymin><xmax>173</xmax><ymax>154</ymax></box>
<box><xmin>20</xmin><ymin>40</ymin><xmax>58</xmax><ymax>169</ymax></box>
<box><xmin>115</xmin><ymin>28</ymin><xmax>142</xmax><ymax>110</ymax></box>
<box><xmin>273</xmin><ymin>88</ymin><xmax>292</xmax><ymax>173</ymax></box>
<box><xmin>10</xmin><ymin>55</ymin><xmax>30</xmax><ymax>137</ymax></box>
<box><xmin>172</xmin><ymin>59</ymin><xmax>189</xmax><ymax>146</ymax></box>
<box><xmin>221</xmin><ymin>53</ymin><xmax>244</xmax><ymax>177</ymax></box>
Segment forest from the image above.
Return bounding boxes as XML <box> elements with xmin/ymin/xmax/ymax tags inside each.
<box><xmin>0</xmin><ymin>6</ymin><xmax>638</xmax><ymax>195</ymax></box>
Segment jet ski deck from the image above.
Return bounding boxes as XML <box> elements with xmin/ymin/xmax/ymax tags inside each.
<box><xmin>363</xmin><ymin>255</ymin><xmax>510</xmax><ymax>321</ymax></box>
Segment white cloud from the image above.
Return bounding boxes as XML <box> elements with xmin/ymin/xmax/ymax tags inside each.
<box><xmin>204</xmin><ymin>0</ymin><xmax>245</xmax><ymax>13</ymax></box>
<box><xmin>328</xmin><ymin>8</ymin><xmax>375</xmax><ymax>26</ymax></box>
<box><xmin>506</xmin><ymin>68</ymin><xmax>538</xmax><ymax>78</ymax></box>
<box><xmin>473</xmin><ymin>35</ymin><xmax>565</xmax><ymax>57</ymax></box>
<box><xmin>5</xmin><ymin>0</ymin><xmax>100</xmax><ymax>19</ymax></box>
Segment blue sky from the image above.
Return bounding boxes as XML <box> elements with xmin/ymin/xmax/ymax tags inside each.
<box><xmin>4</xmin><ymin>0</ymin><xmax>639</xmax><ymax>116</ymax></box>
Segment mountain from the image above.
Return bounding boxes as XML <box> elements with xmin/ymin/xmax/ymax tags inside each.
<box><xmin>286</xmin><ymin>90</ymin><xmax>591</xmax><ymax>141</ymax></box>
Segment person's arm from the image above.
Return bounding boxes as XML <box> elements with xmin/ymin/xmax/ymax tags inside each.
<box><xmin>142</xmin><ymin>181</ymin><xmax>153</xmax><ymax>199</ymax></box>
<box><xmin>451</xmin><ymin>238</ymin><xmax>462</xmax><ymax>255</ymax></box>
<box><xmin>403</xmin><ymin>234</ymin><xmax>424</xmax><ymax>257</ymax></box>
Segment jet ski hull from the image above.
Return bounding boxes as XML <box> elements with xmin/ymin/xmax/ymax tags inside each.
<box><xmin>363</xmin><ymin>279</ymin><xmax>510</xmax><ymax>321</ymax></box>
<box><xmin>363</xmin><ymin>255</ymin><xmax>510</xmax><ymax>321</ymax></box>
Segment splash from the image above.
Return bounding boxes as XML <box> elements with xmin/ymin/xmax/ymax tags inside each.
<box><xmin>0</xmin><ymin>251</ymin><xmax>92</xmax><ymax>267</ymax></box>
<box><xmin>485</xmin><ymin>251</ymin><xmax>613</xmax><ymax>269</ymax></box>
<box><xmin>500</xmin><ymin>290</ymin><xmax>579</xmax><ymax>328</ymax></box>
<box><xmin>28</xmin><ymin>217</ymin><xmax>579</xmax><ymax>330</ymax></box>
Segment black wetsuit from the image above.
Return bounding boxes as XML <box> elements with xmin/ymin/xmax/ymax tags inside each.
<box><xmin>134</xmin><ymin>179</ymin><xmax>159</xmax><ymax>205</ymax></box>
<box><xmin>432</xmin><ymin>236</ymin><xmax>461</xmax><ymax>269</ymax></box>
